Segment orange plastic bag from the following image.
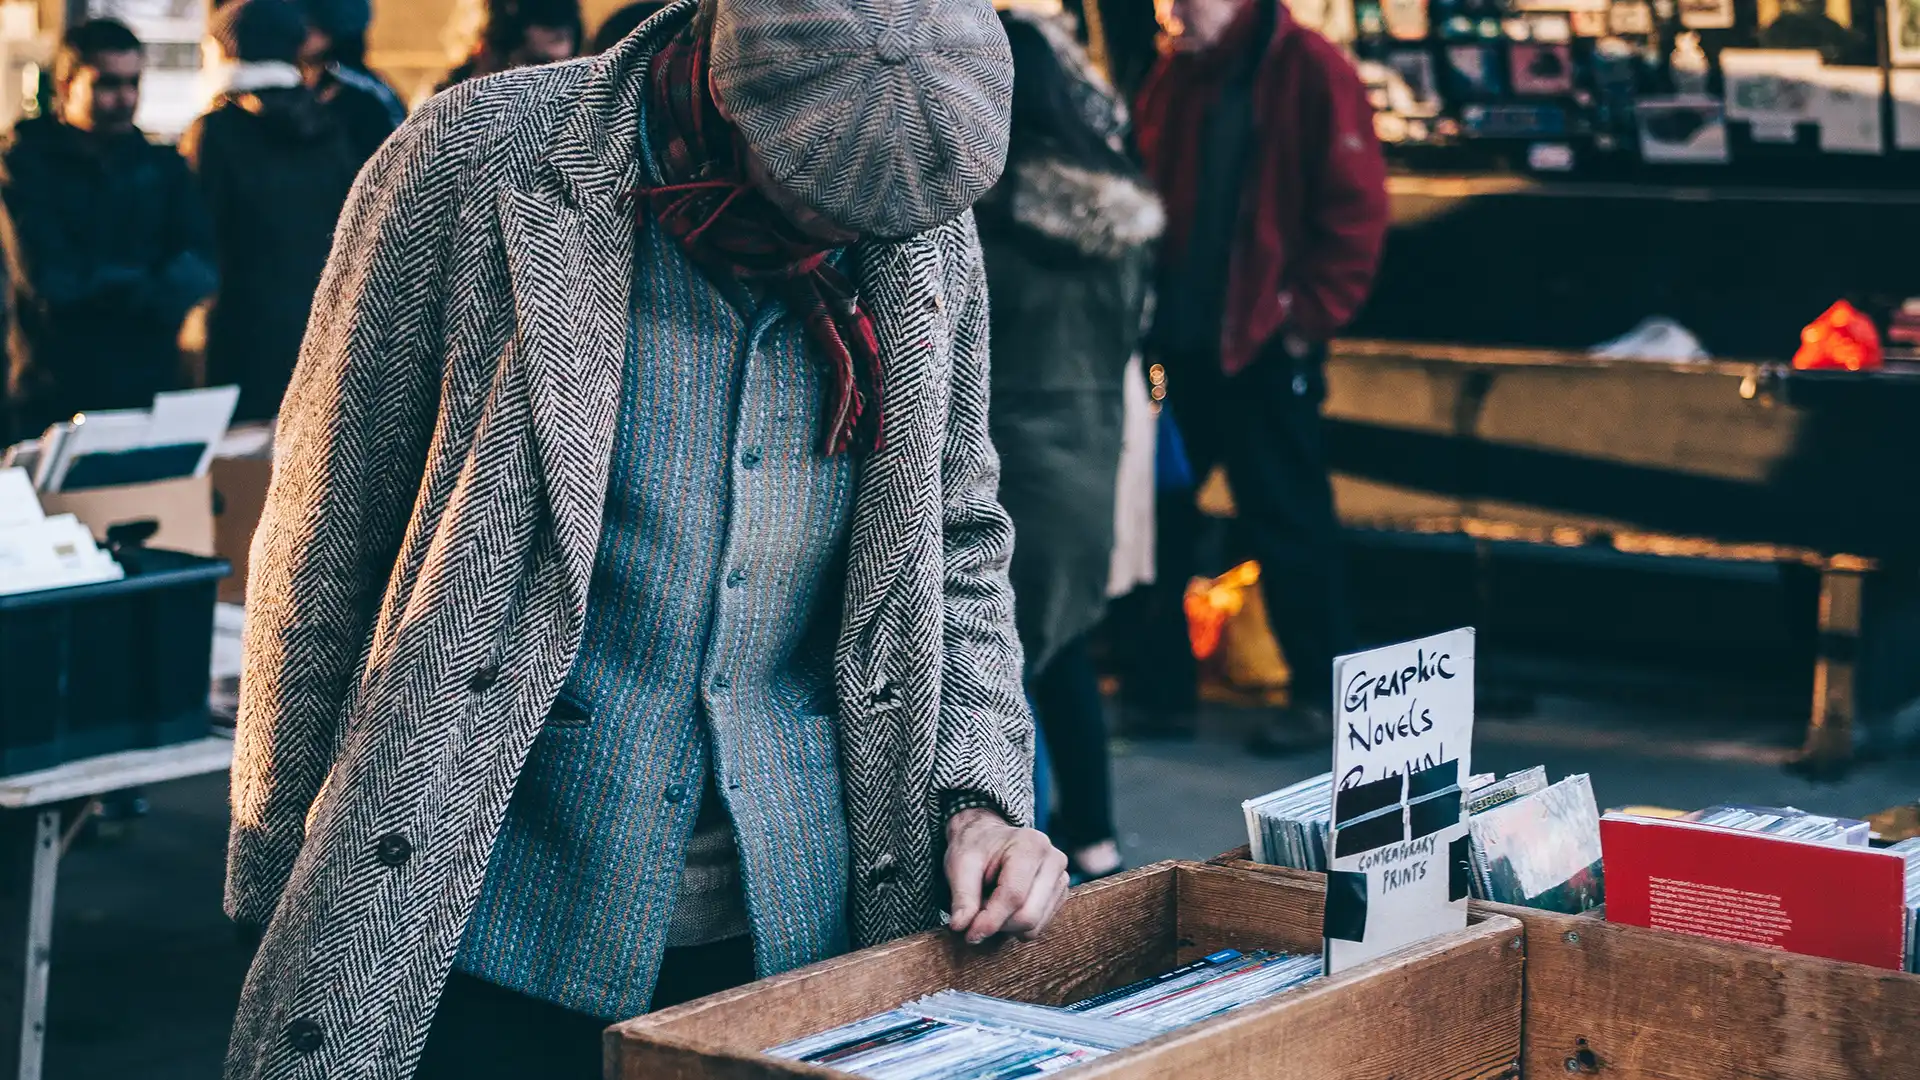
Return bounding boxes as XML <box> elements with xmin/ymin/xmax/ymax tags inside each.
<box><xmin>1184</xmin><ymin>562</ymin><xmax>1292</xmax><ymax>703</ymax></box>
<box><xmin>1184</xmin><ymin>561</ymin><xmax>1258</xmax><ymax>660</ymax></box>
<box><xmin>1792</xmin><ymin>301</ymin><xmax>1882</xmax><ymax>372</ymax></box>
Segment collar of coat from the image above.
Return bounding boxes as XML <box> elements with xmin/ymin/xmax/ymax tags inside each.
<box><xmin>547</xmin><ymin>0</ymin><xmax>697</xmax><ymax>211</ymax></box>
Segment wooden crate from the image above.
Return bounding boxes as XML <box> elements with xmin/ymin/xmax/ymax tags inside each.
<box><xmin>1210</xmin><ymin>849</ymin><xmax>1920</xmax><ymax>1079</ymax></box>
<box><xmin>608</xmin><ymin>860</ymin><xmax>1524</xmax><ymax>1079</ymax></box>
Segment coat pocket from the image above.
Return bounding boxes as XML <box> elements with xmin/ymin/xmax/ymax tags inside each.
<box><xmin>545</xmin><ymin>688</ymin><xmax>593</xmax><ymax>730</ymax></box>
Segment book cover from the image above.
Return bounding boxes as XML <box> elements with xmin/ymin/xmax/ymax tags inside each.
<box><xmin>1471</xmin><ymin>774</ymin><xmax>1604</xmax><ymax>913</ymax></box>
<box><xmin>1601</xmin><ymin>814</ymin><xmax>1907</xmax><ymax>969</ymax></box>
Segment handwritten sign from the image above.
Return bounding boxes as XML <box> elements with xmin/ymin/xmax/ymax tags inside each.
<box><xmin>1323</xmin><ymin>628</ymin><xmax>1475</xmax><ymax>974</ymax></box>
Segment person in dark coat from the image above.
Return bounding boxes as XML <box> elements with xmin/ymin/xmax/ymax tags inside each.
<box><xmin>979</xmin><ymin>3</ymin><xmax>1161</xmax><ymax>883</ymax></box>
<box><xmin>209</xmin><ymin>0</ymin><xmax>400</xmax><ymax>169</ymax></box>
<box><xmin>1133</xmin><ymin>0</ymin><xmax>1389</xmax><ymax>746</ymax></box>
<box><xmin>0</xmin><ymin>18</ymin><xmax>217</xmax><ymax>439</ymax></box>
<box><xmin>296</xmin><ymin>0</ymin><xmax>403</xmax><ymax>166</ymax></box>
<box><xmin>438</xmin><ymin>0</ymin><xmax>583</xmax><ymax>90</ymax></box>
<box><xmin>184</xmin><ymin>0</ymin><xmax>360</xmax><ymax>422</ymax></box>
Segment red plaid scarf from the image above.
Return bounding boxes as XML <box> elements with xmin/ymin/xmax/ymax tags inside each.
<box><xmin>640</xmin><ymin>19</ymin><xmax>885</xmax><ymax>456</ymax></box>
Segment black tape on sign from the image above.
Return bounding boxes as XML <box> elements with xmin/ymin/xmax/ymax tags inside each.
<box><xmin>1334</xmin><ymin>808</ymin><xmax>1406</xmax><ymax>858</ymax></box>
<box><xmin>1449</xmin><ymin>835</ymin><xmax>1472</xmax><ymax>902</ymax></box>
<box><xmin>1406</xmin><ymin>759</ymin><xmax>1459</xmax><ymax>800</ymax></box>
<box><xmin>1334</xmin><ymin>773</ymin><xmax>1402</xmax><ymax>826</ymax></box>
<box><xmin>1409</xmin><ymin>791</ymin><xmax>1462</xmax><ymax>840</ymax></box>
<box><xmin>1325</xmin><ymin>870</ymin><xmax>1368</xmax><ymax>942</ymax></box>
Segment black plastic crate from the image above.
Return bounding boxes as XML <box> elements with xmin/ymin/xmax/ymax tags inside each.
<box><xmin>0</xmin><ymin>548</ymin><xmax>230</xmax><ymax>777</ymax></box>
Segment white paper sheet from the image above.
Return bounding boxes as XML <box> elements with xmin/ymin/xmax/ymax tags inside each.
<box><xmin>150</xmin><ymin>385</ymin><xmax>240</xmax><ymax>477</ymax></box>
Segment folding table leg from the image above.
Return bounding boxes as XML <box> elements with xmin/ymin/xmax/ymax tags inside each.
<box><xmin>0</xmin><ymin>808</ymin><xmax>58</xmax><ymax>1080</ymax></box>
<box><xmin>1795</xmin><ymin>566</ymin><xmax>1863</xmax><ymax>780</ymax></box>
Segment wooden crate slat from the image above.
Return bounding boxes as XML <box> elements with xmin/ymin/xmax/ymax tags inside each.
<box><xmin>611</xmin><ymin>861</ymin><xmax>1525</xmax><ymax>1079</ymax></box>
<box><xmin>620</xmin><ymin>864</ymin><xmax>1177</xmax><ymax>1053</ymax></box>
<box><xmin>1076</xmin><ymin>915</ymin><xmax>1523</xmax><ymax>1080</ymax></box>
<box><xmin>1210</xmin><ymin>848</ymin><xmax>1920</xmax><ymax>1079</ymax></box>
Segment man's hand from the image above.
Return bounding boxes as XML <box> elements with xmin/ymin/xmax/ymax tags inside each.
<box><xmin>945</xmin><ymin>808</ymin><xmax>1070</xmax><ymax>945</ymax></box>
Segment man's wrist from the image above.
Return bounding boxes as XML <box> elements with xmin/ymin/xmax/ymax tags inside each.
<box><xmin>941</xmin><ymin>791</ymin><xmax>1006</xmax><ymax>825</ymax></box>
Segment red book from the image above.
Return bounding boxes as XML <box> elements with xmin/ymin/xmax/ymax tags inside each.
<box><xmin>1601</xmin><ymin>814</ymin><xmax>1908</xmax><ymax>969</ymax></box>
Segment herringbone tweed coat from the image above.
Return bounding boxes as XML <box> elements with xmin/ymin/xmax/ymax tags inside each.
<box><xmin>223</xmin><ymin>5</ymin><xmax>1033</xmax><ymax>1076</ymax></box>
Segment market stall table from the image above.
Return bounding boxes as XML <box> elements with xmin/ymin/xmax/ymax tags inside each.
<box><xmin>1314</xmin><ymin>340</ymin><xmax>1920</xmax><ymax>775</ymax></box>
<box><xmin>0</xmin><ymin>737</ymin><xmax>233</xmax><ymax>1080</ymax></box>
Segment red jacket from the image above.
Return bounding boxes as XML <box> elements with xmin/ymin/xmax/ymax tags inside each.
<box><xmin>1135</xmin><ymin>1</ymin><xmax>1389</xmax><ymax>375</ymax></box>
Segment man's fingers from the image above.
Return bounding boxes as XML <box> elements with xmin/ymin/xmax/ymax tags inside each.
<box><xmin>966</xmin><ymin>838</ymin><xmax>1052</xmax><ymax>944</ymax></box>
<box><xmin>946</xmin><ymin>841</ymin><xmax>992</xmax><ymax>934</ymax></box>
<box><xmin>1009</xmin><ymin>857</ymin><xmax>1071</xmax><ymax>941</ymax></box>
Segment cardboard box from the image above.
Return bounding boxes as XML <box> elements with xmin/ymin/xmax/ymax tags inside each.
<box><xmin>1211</xmin><ymin>849</ymin><xmax>1920</xmax><ymax>1079</ymax></box>
<box><xmin>210</xmin><ymin>457</ymin><xmax>272</xmax><ymax>605</ymax></box>
<box><xmin>39</xmin><ymin>474</ymin><xmax>215</xmax><ymax>558</ymax></box>
<box><xmin>609</xmin><ymin>860</ymin><xmax>1524</xmax><ymax>1079</ymax></box>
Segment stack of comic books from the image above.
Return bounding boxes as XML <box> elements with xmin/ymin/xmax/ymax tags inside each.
<box><xmin>1891</xmin><ymin>837</ymin><xmax>1920</xmax><ymax>974</ymax></box>
<box><xmin>765</xmin><ymin>949</ymin><xmax>1322</xmax><ymax>1078</ymax></box>
<box><xmin>1240</xmin><ymin>773</ymin><xmax>1334</xmax><ymax>870</ymax></box>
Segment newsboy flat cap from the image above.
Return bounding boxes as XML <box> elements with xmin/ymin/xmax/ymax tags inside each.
<box><xmin>708</xmin><ymin>0</ymin><xmax>1014</xmax><ymax>239</ymax></box>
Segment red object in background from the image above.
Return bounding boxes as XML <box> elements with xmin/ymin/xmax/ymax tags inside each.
<box><xmin>1600</xmin><ymin>814</ymin><xmax>1907</xmax><ymax>970</ymax></box>
<box><xmin>1792</xmin><ymin>301</ymin><xmax>1884</xmax><ymax>371</ymax></box>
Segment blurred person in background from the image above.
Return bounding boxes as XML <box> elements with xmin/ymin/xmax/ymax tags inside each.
<box><xmin>214</xmin><ymin>0</ymin><xmax>401</xmax><ymax>167</ymax></box>
<box><xmin>589</xmin><ymin>1</ymin><xmax>666</xmax><ymax>52</ymax></box>
<box><xmin>438</xmin><ymin>0</ymin><xmax>583</xmax><ymax>90</ymax></box>
<box><xmin>294</xmin><ymin>0</ymin><xmax>404</xmax><ymax>164</ymax></box>
<box><xmin>185</xmin><ymin>0</ymin><xmax>360</xmax><ymax>422</ymax></box>
<box><xmin>980</xmin><ymin>0</ymin><xmax>1161</xmax><ymax>883</ymax></box>
<box><xmin>1133</xmin><ymin>0</ymin><xmax>1387</xmax><ymax>746</ymax></box>
<box><xmin>0</xmin><ymin>18</ymin><xmax>216</xmax><ymax>439</ymax></box>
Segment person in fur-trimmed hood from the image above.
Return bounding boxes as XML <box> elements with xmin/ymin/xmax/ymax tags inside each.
<box><xmin>977</xmin><ymin>0</ymin><xmax>1161</xmax><ymax>884</ymax></box>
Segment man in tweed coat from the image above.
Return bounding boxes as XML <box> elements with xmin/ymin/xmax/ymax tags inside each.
<box><xmin>224</xmin><ymin>0</ymin><xmax>1063</xmax><ymax>1076</ymax></box>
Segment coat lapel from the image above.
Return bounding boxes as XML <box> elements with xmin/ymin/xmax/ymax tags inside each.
<box><xmin>496</xmin><ymin>1</ymin><xmax>678</xmax><ymax>607</ymax></box>
<box><xmin>840</xmin><ymin>233</ymin><xmax>947</xmax><ymax>658</ymax></box>
<box><xmin>498</xmin><ymin>184</ymin><xmax>630</xmax><ymax>609</ymax></box>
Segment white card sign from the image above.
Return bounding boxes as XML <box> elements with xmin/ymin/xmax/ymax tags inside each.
<box><xmin>1323</xmin><ymin>628</ymin><xmax>1476</xmax><ymax>975</ymax></box>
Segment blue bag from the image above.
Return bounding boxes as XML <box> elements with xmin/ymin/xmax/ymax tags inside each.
<box><xmin>1155</xmin><ymin>409</ymin><xmax>1194</xmax><ymax>492</ymax></box>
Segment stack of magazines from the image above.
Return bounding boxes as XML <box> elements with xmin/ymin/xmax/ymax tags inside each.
<box><xmin>1682</xmin><ymin>804</ymin><xmax>1871</xmax><ymax>846</ymax></box>
<box><xmin>1066</xmin><ymin>949</ymin><xmax>1322</xmax><ymax>1032</ymax></box>
<box><xmin>766</xmin><ymin>949</ymin><xmax>1321</xmax><ymax>1078</ymax></box>
<box><xmin>1242</xmin><ymin>767</ymin><xmax>1605</xmax><ymax>914</ymax></box>
<box><xmin>1892</xmin><ymin>837</ymin><xmax>1920</xmax><ymax>974</ymax></box>
<box><xmin>1241</xmin><ymin>774</ymin><xmax>1333</xmax><ymax>870</ymax></box>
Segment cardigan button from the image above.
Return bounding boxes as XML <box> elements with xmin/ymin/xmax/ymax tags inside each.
<box><xmin>664</xmin><ymin>782</ymin><xmax>688</xmax><ymax>804</ymax></box>
<box><xmin>865</xmin><ymin>854</ymin><xmax>899</xmax><ymax>888</ymax></box>
<box><xmin>469</xmin><ymin>663</ymin><xmax>501</xmax><ymax>692</ymax></box>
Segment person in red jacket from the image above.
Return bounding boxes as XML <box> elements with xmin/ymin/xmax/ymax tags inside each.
<box><xmin>1134</xmin><ymin>0</ymin><xmax>1388</xmax><ymax>743</ymax></box>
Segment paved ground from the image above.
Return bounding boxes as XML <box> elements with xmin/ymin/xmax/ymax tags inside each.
<box><xmin>37</xmin><ymin>693</ymin><xmax>1919</xmax><ymax>1079</ymax></box>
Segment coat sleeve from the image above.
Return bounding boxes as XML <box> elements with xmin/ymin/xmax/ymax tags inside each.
<box><xmin>1281</xmin><ymin>47</ymin><xmax>1390</xmax><ymax>343</ymax></box>
<box><xmin>225</xmin><ymin>89</ymin><xmax>471</xmax><ymax>930</ymax></box>
<box><xmin>931</xmin><ymin>214</ymin><xmax>1037</xmax><ymax>830</ymax></box>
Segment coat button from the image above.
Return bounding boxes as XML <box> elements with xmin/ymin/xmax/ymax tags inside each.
<box><xmin>726</xmin><ymin>568</ymin><xmax>747</xmax><ymax>589</ymax></box>
<box><xmin>286</xmin><ymin>1019</ymin><xmax>324</xmax><ymax>1053</ymax></box>
<box><xmin>712</xmin><ymin>674</ymin><xmax>731</xmax><ymax>692</ymax></box>
<box><xmin>870</xmin><ymin>682</ymin><xmax>899</xmax><ymax>707</ymax></box>
<box><xmin>469</xmin><ymin>663</ymin><xmax>501</xmax><ymax>692</ymax></box>
<box><xmin>664</xmin><ymin>782</ymin><xmax>688</xmax><ymax>804</ymax></box>
<box><xmin>741</xmin><ymin>447</ymin><xmax>763</xmax><ymax>469</ymax></box>
<box><xmin>865</xmin><ymin>854</ymin><xmax>898</xmax><ymax>887</ymax></box>
<box><xmin>374</xmin><ymin>833</ymin><xmax>412</xmax><ymax>868</ymax></box>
